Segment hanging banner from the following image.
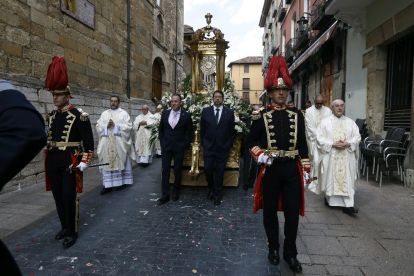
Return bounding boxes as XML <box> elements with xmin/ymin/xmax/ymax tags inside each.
<box><xmin>60</xmin><ymin>0</ymin><xmax>95</xmax><ymax>30</ymax></box>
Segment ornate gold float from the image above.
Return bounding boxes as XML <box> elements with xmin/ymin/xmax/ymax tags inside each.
<box><xmin>168</xmin><ymin>14</ymin><xmax>241</xmax><ymax>187</ymax></box>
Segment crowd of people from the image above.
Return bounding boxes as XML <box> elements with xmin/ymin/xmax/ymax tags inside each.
<box><xmin>1</xmin><ymin>55</ymin><xmax>362</xmax><ymax>274</ymax></box>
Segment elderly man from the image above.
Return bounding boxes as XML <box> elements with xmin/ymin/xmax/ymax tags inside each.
<box><xmin>309</xmin><ymin>99</ymin><xmax>361</xmax><ymax>214</ymax></box>
<box><xmin>304</xmin><ymin>94</ymin><xmax>332</xmax><ymax>188</ymax></box>
<box><xmin>133</xmin><ymin>105</ymin><xmax>154</xmax><ymax>166</ymax></box>
<box><xmin>96</xmin><ymin>96</ymin><xmax>135</xmax><ymax>195</ymax></box>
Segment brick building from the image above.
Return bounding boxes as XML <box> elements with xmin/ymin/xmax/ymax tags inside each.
<box><xmin>0</xmin><ymin>0</ymin><xmax>184</xmax><ymax>193</ymax></box>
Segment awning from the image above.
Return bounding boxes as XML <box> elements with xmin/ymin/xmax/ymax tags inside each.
<box><xmin>289</xmin><ymin>21</ymin><xmax>338</xmax><ymax>74</ymax></box>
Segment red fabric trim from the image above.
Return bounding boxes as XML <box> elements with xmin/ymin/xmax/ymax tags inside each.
<box><xmin>70</xmin><ymin>151</ymin><xmax>83</xmax><ymax>193</ymax></box>
<box><xmin>253</xmin><ymin>161</ymin><xmax>305</xmax><ymax>217</ymax></box>
<box><xmin>270</xmin><ymin>103</ymin><xmax>287</xmax><ymax>111</ymax></box>
<box><xmin>44</xmin><ymin>149</ymin><xmax>51</xmax><ymax>191</ymax></box>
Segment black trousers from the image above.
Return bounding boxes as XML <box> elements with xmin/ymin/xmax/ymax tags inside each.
<box><xmin>46</xmin><ymin>151</ymin><xmax>79</xmax><ymax>236</ymax></box>
<box><xmin>161</xmin><ymin>149</ymin><xmax>184</xmax><ymax>196</ymax></box>
<box><xmin>262</xmin><ymin>159</ymin><xmax>301</xmax><ymax>259</ymax></box>
<box><xmin>203</xmin><ymin>150</ymin><xmax>230</xmax><ymax>199</ymax></box>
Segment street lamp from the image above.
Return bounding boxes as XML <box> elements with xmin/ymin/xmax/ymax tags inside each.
<box><xmin>297</xmin><ymin>15</ymin><xmax>309</xmax><ymax>33</ymax></box>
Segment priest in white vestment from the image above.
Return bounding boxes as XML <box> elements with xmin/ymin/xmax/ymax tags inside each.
<box><xmin>304</xmin><ymin>94</ymin><xmax>332</xmax><ymax>185</ymax></box>
<box><xmin>96</xmin><ymin>96</ymin><xmax>136</xmax><ymax>195</ymax></box>
<box><xmin>309</xmin><ymin>99</ymin><xmax>361</xmax><ymax>214</ymax></box>
<box><xmin>133</xmin><ymin>105</ymin><xmax>154</xmax><ymax>165</ymax></box>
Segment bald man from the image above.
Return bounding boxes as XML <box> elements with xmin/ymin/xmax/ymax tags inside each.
<box><xmin>304</xmin><ymin>94</ymin><xmax>332</xmax><ymax>186</ymax></box>
<box><xmin>133</xmin><ymin>105</ymin><xmax>155</xmax><ymax>166</ymax></box>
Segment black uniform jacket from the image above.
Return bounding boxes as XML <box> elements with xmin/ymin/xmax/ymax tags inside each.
<box><xmin>246</xmin><ymin>104</ymin><xmax>309</xmax><ymax>166</ymax></box>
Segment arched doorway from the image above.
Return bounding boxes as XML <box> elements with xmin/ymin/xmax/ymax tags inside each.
<box><xmin>152</xmin><ymin>59</ymin><xmax>162</xmax><ymax>100</ymax></box>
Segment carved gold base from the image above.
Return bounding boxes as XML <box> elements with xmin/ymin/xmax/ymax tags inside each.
<box><xmin>169</xmin><ymin>169</ymin><xmax>239</xmax><ymax>187</ymax></box>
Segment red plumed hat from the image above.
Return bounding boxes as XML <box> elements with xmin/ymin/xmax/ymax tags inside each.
<box><xmin>264</xmin><ymin>56</ymin><xmax>292</xmax><ymax>91</ymax></box>
<box><xmin>45</xmin><ymin>56</ymin><xmax>69</xmax><ymax>93</ymax></box>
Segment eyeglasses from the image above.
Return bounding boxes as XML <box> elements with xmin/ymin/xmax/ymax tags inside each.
<box><xmin>315</xmin><ymin>102</ymin><xmax>323</xmax><ymax>105</ymax></box>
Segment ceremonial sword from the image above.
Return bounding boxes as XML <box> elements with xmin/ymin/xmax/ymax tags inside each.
<box><xmin>65</xmin><ymin>163</ymin><xmax>109</xmax><ymax>172</ymax></box>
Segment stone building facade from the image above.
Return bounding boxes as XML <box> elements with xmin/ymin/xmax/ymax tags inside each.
<box><xmin>151</xmin><ymin>0</ymin><xmax>184</xmax><ymax>102</ymax></box>
<box><xmin>0</xmin><ymin>0</ymin><xmax>184</xmax><ymax>193</ymax></box>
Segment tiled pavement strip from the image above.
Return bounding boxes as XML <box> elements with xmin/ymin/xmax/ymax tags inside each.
<box><xmin>1</xmin><ymin>158</ymin><xmax>414</xmax><ymax>275</ymax></box>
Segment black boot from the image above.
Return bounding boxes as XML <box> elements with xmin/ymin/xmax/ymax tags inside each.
<box><xmin>62</xmin><ymin>233</ymin><xmax>78</xmax><ymax>248</ymax></box>
<box><xmin>267</xmin><ymin>249</ymin><xmax>280</xmax><ymax>265</ymax></box>
<box><xmin>55</xmin><ymin>229</ymin><xmax>67</xmax><ymax>240</ymax></box>
<box><xmin>284</xmin><ymin>257</ymin><xmax>302</xmax><ymax>272</ymax></box>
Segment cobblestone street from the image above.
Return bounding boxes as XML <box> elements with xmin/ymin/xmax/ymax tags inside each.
<box><xmin>1</xmin><ymin>158</ymin><xmax>414</xmax><ymax>275</ymax></box>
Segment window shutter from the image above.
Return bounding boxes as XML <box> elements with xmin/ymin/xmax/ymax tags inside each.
<box><xmin>242</xmin><ymin>78</ymin><xmax>250</xmax><ymax>89</ymax></box>
<box><xmin>244</xmin><ymin>64</ymin><xmax>249</xmax><ymax>73</ymax></box>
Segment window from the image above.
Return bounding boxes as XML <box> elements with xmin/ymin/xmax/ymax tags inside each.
<box><xmin>244</xmin><ymin>64</ymin><xmax>249</xmax><ymax>73</ymax></box>
<box><xmin>243</xmin><ymin>92</ymin><xmax>250</xmax><ymax>102</ymax></box>
<box><xmin>384</xmin><ymin>33</ymin><xmax>414</xmax><ymax>130</ymax></box>
<box><xmin>157</xmin><ymin>0</ymin><xmax>162</xmax><ymax>7</ymax></box>
<box><xmin>242</xmin><ymin>78</ymin><xmax>250</xmax><ymax>89</ymax></box>
<box><xmin>156</xmin><ymin>15</ymin><xmax>163</xmax><ymax>41</ymax></box>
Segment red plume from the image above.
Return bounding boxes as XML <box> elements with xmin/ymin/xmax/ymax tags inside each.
<box><xmin>45</xmin><ymin>57</ymin><xmax>68</xmax><ymax>91</ymax></box>
<box><xmin>264</xmin><ymin>56</ymin><xmax>292</xmax><ymax>91</ymax></box>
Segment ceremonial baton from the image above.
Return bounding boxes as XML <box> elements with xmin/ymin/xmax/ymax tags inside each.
<box><xmin>66</xmin><ymin>163</ymin><xmax>109</xmax><ymax>172</ymax></box>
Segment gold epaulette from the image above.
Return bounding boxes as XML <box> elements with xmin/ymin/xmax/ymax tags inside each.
<box><xmin>77</xmin><ymin>108</ymin><xmax>89</xmax><ymax>121</ymax></box>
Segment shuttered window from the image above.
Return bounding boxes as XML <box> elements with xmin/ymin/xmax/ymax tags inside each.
<box><xmin>244</xmin><ymin>64</ymin><xmax>249</xmax><ymax>73</ymax></box>
<box><xmin>384</xmin><ymin>33</ymin><xmax>414</xmax><ymax>130</ymax></box>
<box><xmin>242</xmin><ymin>78</ymin><xmax>250</xmax><ymax>89</ymax></box>
<box><xmin>243</xmin><ymin>92</ymin><xmax>250</xmax><ymax>102</ymax></box>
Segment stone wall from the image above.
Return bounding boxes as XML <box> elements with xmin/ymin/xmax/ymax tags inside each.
<box><xmin>0</xmin><ymin>0</ymin><xmax>159</xmax><ymax>193</ymax></box>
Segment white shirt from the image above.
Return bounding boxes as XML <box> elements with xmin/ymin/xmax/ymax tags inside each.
<box><xmin>168</xmin><ymin>108</ymin><xmax>181</xmax><ymax>128</ymax></box>
<box><xmin>213</xmin><ymin>105</ymin><xmax>223</xmax><ymax>123</ymax></box>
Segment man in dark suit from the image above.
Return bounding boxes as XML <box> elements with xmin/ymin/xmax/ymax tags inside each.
<box><xmin>158</xmin><ymin>94</ymin><xmax>193</xmax><ymax>203</ymax></box>
<box><xmin>0</xmin><ymin>80</ymin><xmax>47</xmax><ymax>276</ymax></box>
<box><xmin>200</xmin><ymin>90</ymin><xmax>235</xmax><ymax>205</ymax></box>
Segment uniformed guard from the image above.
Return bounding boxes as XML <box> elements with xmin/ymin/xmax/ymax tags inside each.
<box><xmin>44</xmin><ymin>57</ymin><xmax>94</xmax><ymax>248</ymax></box>
<box><xmin>247</xmin><ymin>56</ymin><xmax>310</xmax><ymax>272</ymax></box>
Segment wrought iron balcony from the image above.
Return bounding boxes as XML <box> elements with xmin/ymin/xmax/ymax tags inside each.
<box><xmin>286</xmin><ymin>0</ymin><xmax>293</xmax><ymax>4</ymax></box>
<box><xmin>311</xmin><ymin>0</ymin><xmax>334</xmax><ymax>30</ymax></box>
<box><xmin>277</xmin><ymin>2</ymin><xmax>287</xmax><ymax>23</ymax></box>
<box><xmin>270</xmin><ymin>38</ymin><xmax>279</xmax><ymax>55</ymax></box>
<box><xmin>295</xmin><ymin>29</ymin><xmax>310</xmax><ymax>51</ymax></box>
<box><xmin>284</xmin><ymin>38</ymin><xmax>295</xmax><ymax>63</ymax></box>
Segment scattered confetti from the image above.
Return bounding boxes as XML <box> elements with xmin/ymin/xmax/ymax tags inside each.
<box><xmin>15</xmin><ymin>244</ymin><xmax>20</xmax><ymax>246</ymax></box>
<box><xmin>86</xmin><ymin>263</ymin><xmax>93</xmax><ymax>267</ymax></box>
<box><xmin>32</xmin><ymin>239</ymin><xmax>36</xmax><ymax>242</ymax></box>
<box><xmin>94</xmin><ymin>251</ymin><xmax>98</xmax><ymax>253</ymax></box>
<box><xmin>192</xmin><ymin>269</ymin><xmax>197</xmax><ymax>273</ymax></box>
<box><xmin>39</xmin><ymin>266</ymin><xmax>43</xmax><ymax>270</ymax></box>
<box><xmin>84</xmin><ymin>223</ymin><xmax>88</xmax><ymax>226</ymax></box>
<box><xmin>66</xmin><ymin>268</ymin><xmax>70</xmax><ymax>271</ymax></box>
<box><xmin>15</xmin><ymin>250</ymin><xmax>19</xmax><ymax>252</ymax></box>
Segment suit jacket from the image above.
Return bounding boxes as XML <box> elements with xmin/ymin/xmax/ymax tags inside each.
<box><xmin>200</xmin><ymin>105</ymin><xmax>235</xmax><ymax>153</ymax></box>
<box><xmin>159</xmin><ymin>109</ymin><xmax>193</xmax><ymax>152</ymax></box>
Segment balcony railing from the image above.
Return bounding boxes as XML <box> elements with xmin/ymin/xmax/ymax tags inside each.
<box><xmin>284</xmin><ymin>38</ymin><xmax>295</xmax><ymax>63</ymax></box>
<box><xmin>295</xmin><ymin>28</ymin><xmax>310</xmax><ymax>51</ymax></box>
<box><xmin>270</xmin><ymin>38</ymin><xmax>278</xmax><ymax>55</ymax></box>
<box><xmin>286</xmin><ymin>0</ymin><xmax>293</xmax><ymax>4</ymax></box>
<box><xmin>310</xmin><ymin>0</ymin><xmax>334</xmax><ymax>30</ymax></box>
<box><xmin>277</xmin><ymin>2</ymin><xmax>287</xmax><ymax>23</ymax></box>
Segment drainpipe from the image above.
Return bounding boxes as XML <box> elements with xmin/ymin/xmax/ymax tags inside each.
<box><xmin>127</xmin><ymin>0</ymin><xmax>131</xmax><ymax>99</ymax></box>
<box><xmin>174</xmin><ymin>0</ymin><xmax>178</xmax><ymax>94</ymax></box>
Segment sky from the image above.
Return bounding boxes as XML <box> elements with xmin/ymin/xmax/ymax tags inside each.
<box><xmin>184</xmin><ymin>0</ymin><xmax>264</xmax><ymax>69</ymax></box>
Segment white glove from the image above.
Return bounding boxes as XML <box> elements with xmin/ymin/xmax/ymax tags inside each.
<box><xmin>304</xmin><ymin>172</ymin><xmax>310</xmax><ymax>188</ymax></box>
<box><xmin>257</xmin><ymin>153</ymin><xmax>274</xmax><ymax>165</ymax></box>
<box><xmin>76</xmin><ymin>162</ymin><xmax>89</xmax><ymax>172</ymax></box>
